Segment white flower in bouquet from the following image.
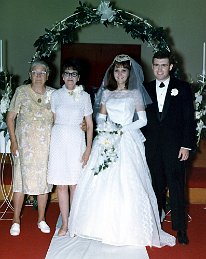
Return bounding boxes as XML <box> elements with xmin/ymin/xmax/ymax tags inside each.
<box><xmin>92</xmin><ymin>120</ymin><xmax>122</xmax><ymax>175</ymax></box>
<box><xmin>96</xmin><ymin>119</ymin><xmax>122</xmax><ymax>134</ymax></box>
<box><xmin>101</xmin><ymin>136</ymin><xmax>111</xmax><ymax>147</ymax></box>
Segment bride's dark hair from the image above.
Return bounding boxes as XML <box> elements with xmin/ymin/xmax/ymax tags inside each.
<box><xmin>107</xmin><ymin>60</ymin><xmax>131</xmax><ymax>91</ymax></box>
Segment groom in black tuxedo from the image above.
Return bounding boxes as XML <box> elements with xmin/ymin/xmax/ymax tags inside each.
<box><xmin>144</xmin><ymin>50</ymin><xmax>195</xmax><ymax>245</ymax></box>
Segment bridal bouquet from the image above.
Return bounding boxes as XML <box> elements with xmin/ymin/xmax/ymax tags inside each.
<box><xmin>92</xmin><ymin>120</ymin><xmax>122</xmax><ymax>175</ymax></box>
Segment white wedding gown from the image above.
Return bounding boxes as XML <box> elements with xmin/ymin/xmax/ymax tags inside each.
<box><xmin>46</xmin><ymin>90</ymin><xmax>175</xmax><ymax>259</ymax></box>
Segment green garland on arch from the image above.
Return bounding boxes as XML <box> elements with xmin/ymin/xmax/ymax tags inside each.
<box><xmin>31</xmin><ymin>1</ymin><xmax>170</xmax><ymax>61</ymax></box>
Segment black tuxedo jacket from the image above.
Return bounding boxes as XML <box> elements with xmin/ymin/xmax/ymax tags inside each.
<box><xmin>144</xmin><ymin>77</ymin><xmax>195</xmax><ymax>157</ymax></box>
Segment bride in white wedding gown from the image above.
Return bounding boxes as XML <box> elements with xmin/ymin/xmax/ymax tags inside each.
<box><xmin>46</xmin><ymin>54</ymin><xmax>175</xmax><ymax>259</ymax></box>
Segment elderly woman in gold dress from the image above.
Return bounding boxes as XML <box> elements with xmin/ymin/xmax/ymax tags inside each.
<box><xmin>6</xmin><ymin>60</ymin><xmax>55</xmax><ymax>236</ymax></box>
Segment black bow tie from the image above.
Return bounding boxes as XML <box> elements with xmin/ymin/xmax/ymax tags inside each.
<box><xmin>159</xmin><ymin>82</ymin><xmax>165</xmax><ymax>88</ymax></box>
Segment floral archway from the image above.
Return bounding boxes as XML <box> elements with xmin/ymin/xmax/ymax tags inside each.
<box><xmin>31</xmin><ymin>1</ymin><xmax>170</xmax><ymax>61</ymax></box>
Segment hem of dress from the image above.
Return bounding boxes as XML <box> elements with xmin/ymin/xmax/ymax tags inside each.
<box><xmin>12</xmin><ymin>190</ymin><xmax>52</xmax><ymax>195</ymax></box>
<box><xmin>47</xmin><ymin>181</ymin><xmax>78</xmax><ymax>185</ymax></box>
<box><xmin>70</xmin><ymin>233</ymin><xmax>165</xmax><ymax>248</ymax></box>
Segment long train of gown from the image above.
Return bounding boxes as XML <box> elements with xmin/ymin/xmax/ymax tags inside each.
<box><xmin>46</xmin><ymin>233</ymin><xmax>149</xmax><ymax>259</ymax></box>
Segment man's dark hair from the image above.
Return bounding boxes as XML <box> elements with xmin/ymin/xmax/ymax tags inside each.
<box><xmin>152</xmin><ymin>50</ymin><xmax>174</xmax><ymax>65</ymax></box>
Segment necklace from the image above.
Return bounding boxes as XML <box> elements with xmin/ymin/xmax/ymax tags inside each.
<box><xmin>31</xmin><ymin>85</ymin><xmax>46</xmax><ymax>104</ymax></box>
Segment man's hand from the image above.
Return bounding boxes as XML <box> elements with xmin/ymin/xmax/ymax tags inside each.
<box><xmin>178</xmin><ymin>148</ymin><xmax>189</xmax><ymax>161</ymax></box>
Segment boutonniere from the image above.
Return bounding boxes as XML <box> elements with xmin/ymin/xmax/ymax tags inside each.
<box><xmin>171</xmin><ymin>88</ymin><xmax>178</xmax><ymax>96</ymax></box>
<box><xmin>68</xmin><ymin>85</ymin><xmax>84</xmax><ymax>101</ymax></box>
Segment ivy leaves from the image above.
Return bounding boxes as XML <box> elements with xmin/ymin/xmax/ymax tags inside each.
<box><xmin>31</xmin><ymin>1</ymin><xmax>169</xmax><ymax>61</ymax></box>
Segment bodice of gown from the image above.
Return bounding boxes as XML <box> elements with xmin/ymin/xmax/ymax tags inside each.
<box><xmin>104</xmin><ymin>90</ymin><xmax>137</xmax><ymax>126</ymax></box>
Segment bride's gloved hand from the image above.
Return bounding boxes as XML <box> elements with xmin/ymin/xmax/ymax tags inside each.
<box><xmin>96</xmin><ymin>113</ymin><xmax>107</xmax><ymax>125</ymax></box>
<box><xmin>122</xmin><ymin>111</ymin><xmax>147</xmax><ymax>132</ymax></box>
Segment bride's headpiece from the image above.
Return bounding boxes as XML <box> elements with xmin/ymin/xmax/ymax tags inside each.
<box><xmin>113</xmin><ymin>54</ymin><xmax>131</xmax><ymax>64</ymax></box>
<box><xmin>93</xmin><ymin>54</ymin><xmax>152</xmax><ymax>118</ymax></box>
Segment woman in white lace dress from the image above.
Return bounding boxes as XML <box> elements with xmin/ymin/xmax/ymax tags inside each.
<box><xmin>47</xmin><ymin>59</ymin><xmax>93</xmax><ymax>236</ymax></box>
<box><xmin>67</xmin><ymin>54</ymin><xmax>176</xmax><ymax>248</ymax></box>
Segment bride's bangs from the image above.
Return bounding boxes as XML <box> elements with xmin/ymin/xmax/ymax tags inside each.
<box><xmin>114</xmin><ymin>60</ymin><xmax>131</xmax><ymax>70</ymax></box>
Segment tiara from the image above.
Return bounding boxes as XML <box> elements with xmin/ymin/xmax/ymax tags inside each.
<box><xmin>113</xmin><ymin>54</ymin><xmax>131</xmax><ymax>63</ymax></box>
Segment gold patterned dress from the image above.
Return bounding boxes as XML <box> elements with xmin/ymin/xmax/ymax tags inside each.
<box><xmin>8</xmin><ymin>84</ymin><xmax>55</xmax><ymax>195</ymax></box>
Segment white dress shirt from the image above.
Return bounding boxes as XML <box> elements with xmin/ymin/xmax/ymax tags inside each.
<box><xmin>156</xmin><ymin>78</ymin><xmax>170</xmax><ymax>112</ymax></box>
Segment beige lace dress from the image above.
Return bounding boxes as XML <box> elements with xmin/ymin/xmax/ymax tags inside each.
<box><xmin>8</xmin><ymin>84</ymin><xmax>55</xmax><ymax>194</ymax></box>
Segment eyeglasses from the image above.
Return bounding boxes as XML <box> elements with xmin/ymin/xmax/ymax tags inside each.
<box><xmin>63</xmin><ymin>72</ymin><xmax>78</xmax><ymax>78</ymax></box>
<box><xmin>31</xmin><ymin>70</ymin><xmax>47</xmax><ymax>76</ymax></box>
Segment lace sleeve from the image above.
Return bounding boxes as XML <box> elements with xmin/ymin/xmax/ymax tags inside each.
<box><xmin>132</xmin><ymin>89</ymin><xmax>145</xmax><ymax>112</ymax></box>
<box><xmin>101</xmin><ymin>89</ymin><xmax>111</xmax><ymax>105</ymax></box>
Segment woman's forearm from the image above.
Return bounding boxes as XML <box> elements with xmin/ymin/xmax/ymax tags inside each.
<box><xmin>6</xmin><ymin>112</ymin><xmax>17</xmax><ymax>144</ymax></box>
<box><xmin>85</xmin><ymin>116</ymin><xmax>93</xmax><ymax>150</ymax></box>
<box><xmin>6</xmin><ymin>111</ymin><xmax>18</xmax><ymax>154</ymax></box>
